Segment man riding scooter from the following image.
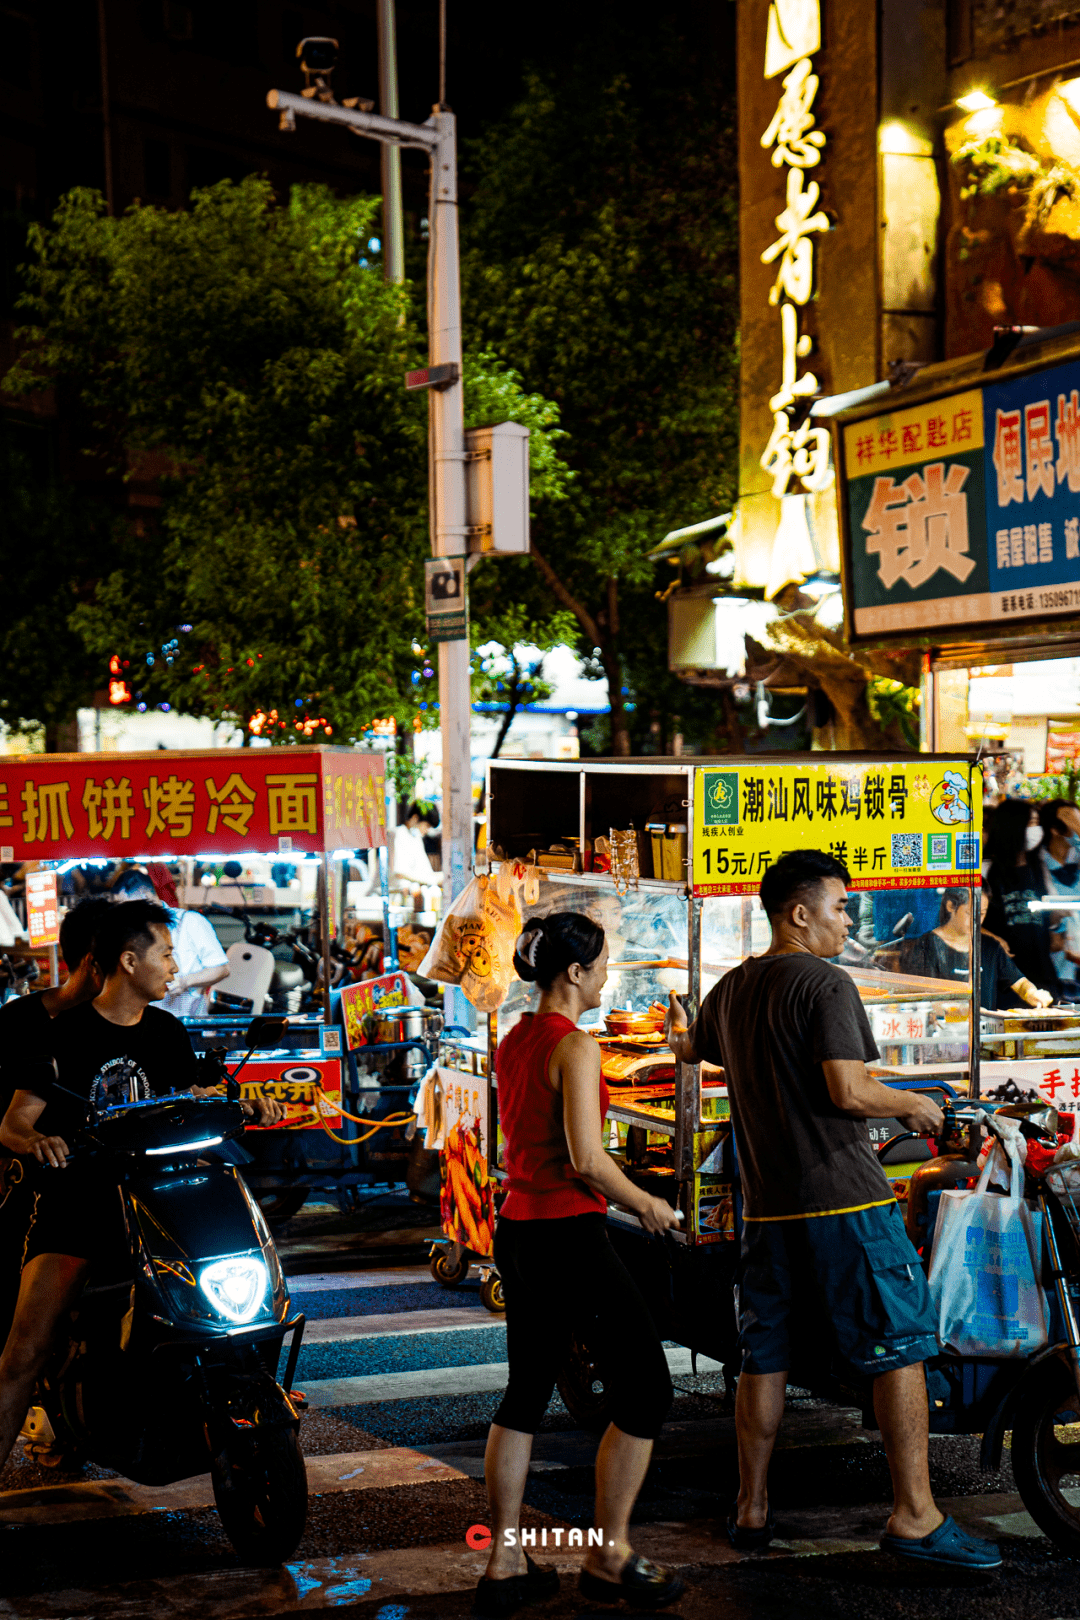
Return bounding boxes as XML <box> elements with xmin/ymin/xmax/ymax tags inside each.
<box><xmin>0</xmin><ymin>899</ymin><xmax>283</xmax><ymax>1475</ymax></box>
<box><xmin>0</xmin><ymin>897</ymin><xmax>111</xmax><ymax>1348</ymax></box>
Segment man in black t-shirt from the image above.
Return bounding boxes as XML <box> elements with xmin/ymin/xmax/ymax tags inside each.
<box><xmin>0</xmin><ymin>898</ymin><xmax>111</xmax><ymax>1348</ymax></box>
<box><xmin>0</xmin><ymin>900</ymin><xmax>280</xmax><ymax>1477</ymax></box>
<box><xmin>665</xmin><ymin>851</ymin><xmax>999</xmax><ymax>1574</ymax></box>
<box><xmin>0</xmin><ymin>898</ymin><xmax>111</xmax><ymax>1127</ymax></box>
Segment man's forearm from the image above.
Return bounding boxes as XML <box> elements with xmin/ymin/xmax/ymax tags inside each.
<box><xmin>838</xmin><ymin>1077</ymin><xmax>923</xmax><ymax>1119</ymax></box>
<box><xmin>179</xmin><ymin>964</ymin><xmax>230</xmax><ymax>991</ymax></box>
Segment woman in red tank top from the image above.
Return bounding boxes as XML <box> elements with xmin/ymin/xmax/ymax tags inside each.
<box><xmin>475</xmin><ymin>913</ymin><xmax>685</xmax><ymax>1617</ymax></box>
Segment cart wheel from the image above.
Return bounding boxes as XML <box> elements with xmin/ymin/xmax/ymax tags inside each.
<box><xmin>556</xmin><ymin>1335</ymin><xmax>612</xmax><ymax>1433</ymax></box>
<box><xmin>1011</xmin><ymin>1354</ymin><xmax>1080</xmax><ymax>1556</ymax></box>
<box><xmin>430</xmin><ymin>1249</ymin><xmax>469</xmax><ymax>1287</ymax></box>
<box><xmin>479</xmin><ymin>1272</ymin><xmax>506</xmax><ymax>1314</ymax></box>
<box><xmin>255</xmin><ymin>1188</ymin><xmax>309</xmax><ymax>1225</ymax></box>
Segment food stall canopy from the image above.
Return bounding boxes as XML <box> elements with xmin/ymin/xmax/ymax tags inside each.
<box><xmin>0</xmin><ymin>747</ymin><xmax>387</xmax><ymax>861</ymax></box>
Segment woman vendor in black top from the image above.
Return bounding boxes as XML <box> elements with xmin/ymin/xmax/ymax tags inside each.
<box><xmin>983</xmin><ymin>798</ymin><xmax>1064</xmax><ymax>999</ymax></box>
<box><xmin>899</xmin><ymin>884</ymin><xmax>1052</xmax><ymax>1011</ymax></box>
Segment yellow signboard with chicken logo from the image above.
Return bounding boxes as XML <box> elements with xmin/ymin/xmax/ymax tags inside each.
<box><xmin>692</xmin><ymin>760</ymin><xmax>982</xmax><ymax>897</ymax></box>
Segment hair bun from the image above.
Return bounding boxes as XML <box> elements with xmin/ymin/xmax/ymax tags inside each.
<box><xmin>513</xmin><ymin>924</ymin><xmax>546</xmax><ymax>982</ymax></box>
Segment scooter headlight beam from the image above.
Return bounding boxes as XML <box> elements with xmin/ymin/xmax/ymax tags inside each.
<box><xmin>199</xmin><ymin>1256</ymin><xmax>270</xmax><ymax>1323</ymax></box>
<box><xmin>146</xmin><ymin>1136</ymin><xmax>224</xmax><ymax>1155</ymax></box>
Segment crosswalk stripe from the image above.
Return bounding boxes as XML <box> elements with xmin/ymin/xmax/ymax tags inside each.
<box><xmin>298</xmin><ymin>1346</ymin><xmax>721</xmax><ymax>1407</ymax></box>
<box><xmin>285</xmin><ymin>1266</ymin><xmax>437</xmax><ymax>1293</ymax></box>
<box><xmin>302</xmin><ymin>1306</ymin><xmax>498</xmax><ymax>1341</ymax></box>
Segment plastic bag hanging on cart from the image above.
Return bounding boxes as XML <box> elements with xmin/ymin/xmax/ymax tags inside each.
<box><xmin>417</xmin><ymin>865</ymin><xmax>525</xmax><ymax>1013</ymax></box>
<box><xmin>927</xmin><ymin>1136</ymin><xmax>1049</xmax><ymax>1358</ymax></box>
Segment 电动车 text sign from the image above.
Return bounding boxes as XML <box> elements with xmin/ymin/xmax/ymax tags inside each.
<box><xmin>841</xmin><ymin>357</ymin><xmax>1080</xmax><ymax>638</ymax></box>
<box><xmin>0</xmin><ymin>748</ymin><xmax>388</xmax><ymax>860</ymax></box>
<box><xmin>692</xmin><ymin>761</ymin><xmax>982</xmax><ymax>897</ymax></box>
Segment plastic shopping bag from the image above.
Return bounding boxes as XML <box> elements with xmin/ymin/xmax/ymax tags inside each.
<box><xmin>417</xmin><ymin>868</ymin><xmax>522</xmax><ymax>1013</ymax></box>
<box><xmin>926</xmin><ymin>1138</ymin><xmax>1048</xmax><ymax>1358</ymax></box>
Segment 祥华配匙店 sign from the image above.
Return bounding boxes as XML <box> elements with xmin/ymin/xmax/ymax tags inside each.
<box><xmin>692</xmin><ymin>761</ymin><xmax>981</xmax><ymax>896</ymax></box>
<box><xmin>0</xmin><ymin>747</ymin><xmax>387</xmax><ymax>860</ymax></box>
<box><xmin>839</xmin><ymin>355</ymin><xmax>1080</xmax><ymax>639</ymax></box>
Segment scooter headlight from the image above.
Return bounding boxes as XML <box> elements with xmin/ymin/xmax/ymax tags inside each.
<box><xmin>199</xmin><ymin>1256</ymin><xmax>269</xmax><ymax>1324</ymax></box>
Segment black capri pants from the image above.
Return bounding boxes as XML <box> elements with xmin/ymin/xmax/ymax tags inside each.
<box><xmin>492</xmin><ymin>1211</ymin><xmax>673</xmax><ymax>1441</ymax></box>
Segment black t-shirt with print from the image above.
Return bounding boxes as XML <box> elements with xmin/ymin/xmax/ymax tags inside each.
<box><xmin>32</xmin><ymin>1001</ymin><xmax>201</xmax><ymax>1139</ymax></box>
<box><xmin>694</xmin><ymin>952</ymin><xmax>887</xmax><ymax>1221</ymax></box>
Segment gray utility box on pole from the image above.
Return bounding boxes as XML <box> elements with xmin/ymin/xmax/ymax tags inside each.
<box><xmin>464</xmin><ymin>422</ymin><xmax>530</xmax><ymax>555</ymax></box>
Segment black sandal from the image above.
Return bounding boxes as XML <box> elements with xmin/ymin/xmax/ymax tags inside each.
<box><xmin>725</xmin><ymin>1499</ymin><xmax>775</xmax><ymax>1551</ymax></box>
<box><xmin>578</xmin><ymin>1554</ymin><xmax>685</xmax><ymax>1609</ymax></box>
<box><xmin>473</xmin><ymin>1553</ymin><xmax>560</xmax><ymax>1617</ymax></box>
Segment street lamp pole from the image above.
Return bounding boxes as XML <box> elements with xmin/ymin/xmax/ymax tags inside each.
<box><xmin>376</xmin><ymin>0</ymin><xmax>405</xmax><ymax>286</ymax></box>
<box><xmin>267</xmin><ymin>87</ymin><xmax>474</xmax><ymax>1002</ymax></box>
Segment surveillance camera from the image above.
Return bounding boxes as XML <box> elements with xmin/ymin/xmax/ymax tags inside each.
<box><xmin>297</xmin><ymin>36</ymin><xmax>338</xmax><ymax>77</ymax></box>
<box><xmin>430</xmin><ymin>569</ymin><xmax>461</xmax><ymax>602</ymax></box>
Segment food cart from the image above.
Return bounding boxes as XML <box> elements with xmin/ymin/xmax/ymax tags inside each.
<box><xmin>429</xmin><ymin>752</ymin><xmax>983</xmax><ymax>1373</ymax></box>
<box><xmin>0</xmin><ymin>747</ymin><xmax>428</xmax><ymax>1217</ymax></box>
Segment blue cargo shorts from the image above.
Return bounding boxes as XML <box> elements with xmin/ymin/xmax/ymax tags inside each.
<box><xmin>736</xmin><ymin>1200</ymin><xmax>938</xmax><ymax>1378</ymax></box>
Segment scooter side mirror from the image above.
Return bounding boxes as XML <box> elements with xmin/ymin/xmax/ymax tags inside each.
<box><xmin>245</xmin><ymin>1015</ymin><xmax>289</xmax><ymax>1049</ymax></box>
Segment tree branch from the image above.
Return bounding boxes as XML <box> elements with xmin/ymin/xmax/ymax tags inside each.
<box><xmin>606</xmin><ymin>575</ymin><xmax>619</xmax><ymax>638</ymax></box>
<box><xmin>530</xmin><ymin>547</ymin><xmax>601</xmax><ymax>648</ymax></box>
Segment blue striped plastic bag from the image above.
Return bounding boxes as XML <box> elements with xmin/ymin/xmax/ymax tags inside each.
<box><xmin>927</xmin><ymin>1139</ymin><xmax>1048</xmax><ymax>1358</ymax></box>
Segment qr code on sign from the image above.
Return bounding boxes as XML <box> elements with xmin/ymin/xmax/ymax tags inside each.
<box><xmin>891</xmin><ymin>833</ymin><xmax>923</xmax><ymax>870</ymax></box>
<box><xmin>956</xmin><ymin>835</ymin><xmax>980</xmax><ymax>870</ymax></box>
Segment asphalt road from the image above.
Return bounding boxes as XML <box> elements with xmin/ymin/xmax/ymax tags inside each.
<box><xmin>1</xmin><ymin>1200</ymin><xmax>1079</xmax><ymax>1618</ymax></box>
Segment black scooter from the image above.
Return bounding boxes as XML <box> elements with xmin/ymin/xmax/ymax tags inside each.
<box><xmin>18</xmin><ymin>1017</ymin><xmax>309</xmax><ymax>1564</ymax></box>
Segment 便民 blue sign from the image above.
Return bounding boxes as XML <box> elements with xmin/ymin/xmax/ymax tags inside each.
<box><xmin>840</xmin><ymin>354</ymin><xmax>1080</xmax><ymax>640</ymax></box>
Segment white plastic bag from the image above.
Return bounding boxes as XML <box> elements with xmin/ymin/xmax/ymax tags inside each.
<box><xmin>927</xmin><ymin>1137</ymin><xmax>1048</xmax><ymax>1358</ymax></box>
<box><xmin>416</xmin><ymin>870</ymin><xmax>522</xmax><ymax>1013</ymax></box>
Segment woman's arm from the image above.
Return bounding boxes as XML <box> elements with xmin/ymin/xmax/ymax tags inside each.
<box><xmin>0</xmin><ymin>1089</ymin><xmax>72</xmax><ymax>1166</ymax></box>
<box><xmin>556</xmin><ymin>1032</ymin><xmax>681</xmax><ymax>1235</ymax></box>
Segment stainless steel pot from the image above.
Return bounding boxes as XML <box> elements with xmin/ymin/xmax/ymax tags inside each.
<box><xmin>370</xmin><ymin>1005</ymin><xmax>442</xmax><ymax>1045</ymax></box>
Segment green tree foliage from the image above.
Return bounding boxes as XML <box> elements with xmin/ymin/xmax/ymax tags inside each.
<box><xmin>462</xmin><ymin>43</ymin><xmax>739</xmax><ymax>754</ymax></box>
<box><xmin>4</xmin><ymin>179</ymin><xmax>570</xmax><ymax>744</ymax></box>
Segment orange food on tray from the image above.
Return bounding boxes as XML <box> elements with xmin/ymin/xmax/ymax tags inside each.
<box><xmin>604</xmin><ymin>1003</ymin><xmax>667</xmax><ymax>1036</ymax></box>
<box><xmin>600</xmin><ymin>1052</ymin><xmax>677</xmax><ymax>1087</ymax></box>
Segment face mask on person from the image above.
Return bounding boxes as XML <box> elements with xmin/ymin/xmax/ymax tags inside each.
<box><xmin>1026</xmin><ymin>824</ymin><xmax>1044</xmax><ymax>852</ymax></box>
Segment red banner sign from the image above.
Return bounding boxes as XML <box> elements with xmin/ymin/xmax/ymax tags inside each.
<box><xmin>0</xmin><ymin>747</ymin><xmax>387</xmax><ymax>860</ymax></box>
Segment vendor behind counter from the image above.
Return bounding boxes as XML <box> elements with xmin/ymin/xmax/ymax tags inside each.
<box><xmin>898</xmin><ymin>884</ymin><xmax>1051</xmax><ymax>1010</ymax></box>
<box><xmin>984</xmin><ymin>798</ymin><xmax>1073</xmax><ymax>1002</ymax></box>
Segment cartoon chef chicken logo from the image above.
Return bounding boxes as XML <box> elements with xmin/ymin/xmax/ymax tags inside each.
<box><xmin>929</xmin><ymin>770</ymin><xmax>972</xmax><ymax>826</ymax></box>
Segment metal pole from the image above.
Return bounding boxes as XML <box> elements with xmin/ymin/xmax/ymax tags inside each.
<box><xmin>377</xmin><ymin>0</ymin><xmax>405</xmax><ymax>286</ymax></box>
<box><xmin>674</xmin><ymin>896</ymin><xmax>702</xmax><ymax>1186</ymax></box>
<box><xmin>381</xmin><ymin>765</ymin><xmax>399</xmax><ymax>970</ymax></box>
<box><xmin>264</xmin><ymin>86</ymin><xmax>469</xmax><ymax>1010</ymax></box>
<box><xmin>319</xmin><ymin>853</ymin><xmax>333</xmax><ymax>1025</ymax></box>
<box><xmin>429</xmin><ymin>108</ymin><xmax>472</xmax><ymax>1028</ymax></box>
<box><xmin>438</xmin><ymin>0</ymin><xmax>447</xmax><ymax>107</ymax></box>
